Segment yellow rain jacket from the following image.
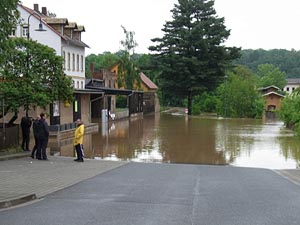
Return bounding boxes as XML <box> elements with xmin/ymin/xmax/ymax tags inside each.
<box><xmin>74</xmin><ymin>124</ymin><xmax>84</xmax><ymax>146</ymax></box>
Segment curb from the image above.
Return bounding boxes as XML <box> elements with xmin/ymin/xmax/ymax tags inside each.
<box><xmin>0</xmin><ymin>194</ymin><xmax>37</xmax><ymax>209</ymax></box>
<box><xmin>0</xmin><ymin>152</ymin><xmax>30</xmax><ymax>161</ymax></box>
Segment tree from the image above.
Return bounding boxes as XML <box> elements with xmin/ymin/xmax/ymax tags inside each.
<box><xmin>236</xmin><ymin>49</ymin><xmax>300</xmax><ymax>78</ymax></box>
<box><xmin>279</xmin><ymin>88</ymin><xmax>300</xmax><ymax>133</ymax></box>
<box><xmin>117</xmin><ymin>26</ymin><xmax>141</xmax><ymax>90</ymax></box>
<box><xmin>0</xmin><ymin>0</ymin><xmax>20</xmax><ymax>64</ymax></box>
<box><xmin>256</xmin><ymin>63</ymin><xmax>287</xmax><ymax>89</ymax></box>
<box><xmin>0</xmin><ymin>0</ymin><xmax>19</xmax><ymax>41</ymax></box>
<box><xmin>0</xmin><ymin>38</ymin><xmax>74</xmax><ymax>121</ymax></box>
<box><xmin>216</xmin><ymin>65</ymin><xmax>264</xmax><ymax>118</ymax></box>
<box><xmin>149</xmin><ymin>0</ymin><xmax>240</xmax><ymax>114</ymax></box>
<box><xmin>85</xmin><ymin>52</ymin><xmax>119</xmax><ymax>77</ymax></box>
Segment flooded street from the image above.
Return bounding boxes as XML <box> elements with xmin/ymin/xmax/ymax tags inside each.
<box><xmin>49</xmin><ymin>111</ymin><xmax>300</xmax><ymax>169</ymax></box>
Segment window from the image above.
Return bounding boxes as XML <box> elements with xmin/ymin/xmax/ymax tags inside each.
<box><xmin>81</xmin><ymin>81</ymin><xmax>84</xmax><ymax>89</ymax></box>
<box><xmin>77</xmin><ymin>81</ymin><xmax>79</xmax><ymax>88</ymax></box>
<box><xmin>22</xmin><ymin>26</ymin><xmax>28</xmax><ymax>38</ymax></box>
<box><xmin>77</xmin><ymin>54</ymin><xmax>79</xmax><ymax>71</ymax></box>
<box><xmin>62</xmin><ymin>51</ymin><xmax>66</xmax><ymax>69</ymax></box>
<box><xmin>81</xmin><ymin>55</ymin><xmax>84</xmax><ymax>72</ymax></box>
<box><xmin>67</xmin><ymin>52</ymin><xmax>70</xmax><ymax>70</ymax></box>
<box><xmin>10</xmin><ymin>28</ymin><xmax>16</xmax><ymax>37</ymax></box>
<box><xmin>72</xmin><ymin>80</ymin><xmax>75</xmax><ymax>87</ymax></box>
<box><xmin>72</xmin><ymin>53</ymin><xmax>75</xmax><ymax>71</ymax></box>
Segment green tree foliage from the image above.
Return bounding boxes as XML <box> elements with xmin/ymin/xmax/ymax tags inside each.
<box><xmin>216</xmin><ymin>65</ymin><xmax>264</xmax><ymax>118</ymax></box>
<box><xmin>0</xmin><ymin>0</ymin><xmax>19</xmax><ymax>41</ymax></box>
<box><xmin>0</xmin><ymin>38</ymin><xmax>73</xmax><ymax>118</ymax></box>
<box><xmin>236</xmin><ymin>49</ymin><xmax>300</xmax><ymax>78</ymax></box>
<box><xmin>117</xmin><ymin>26</ymin><xmax>141</xmax><ymax>90</ymax></box>
<box><xmin>192</xmin><ymin>92</ymin><xmax>217</xmax><ymax>115</ymax></box>
<box><xmin>149</xmin><ymin>0</ymin><xmax>240</xmax><ymax>115</ymax></box>
<box><xmin>85</xmin><ymin>52</ymin><xmax>119</xmax><ymax>77</ymax></box>
<box><xmin>134</xmin><ymin>54</ymin><xmax>160</xmax><ymax>85</ymax></box>
<box><xmin>279</xmin><ymin>89</ymin><xmax>300</xmax><ymax>133</ymax></box>
<box><xmin>256</xmin><ymin>63</ymin><xmax>287</xmax><ymax>89</ymax></box>
<box><xmin>0</xmin><ymin>0</ymin><xmax>19</xmax><ymax>63</ymax></box>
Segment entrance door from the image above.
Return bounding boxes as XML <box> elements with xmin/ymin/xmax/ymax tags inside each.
<box><xmin>73</xmin><ymin>94</ymin><xmax>81</xmax><ymax>121</ymax></box>
<box><xmin>50</xmin><ymin>100</ymin><xmax>60</xmax><ymax>125</ymax></box>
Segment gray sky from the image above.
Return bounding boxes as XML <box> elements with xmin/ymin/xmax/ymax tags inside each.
<box><xmin>21</xmin><ymin>0</ymin><xmax>300</xmax><ymax>55</ymax></box>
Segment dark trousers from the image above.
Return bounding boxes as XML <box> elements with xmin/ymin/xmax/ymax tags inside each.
<box><xmin>31</xmin><ymin>136</ymin><xmax>39</xmax><ymax>157</ymax></box>
<box><xmin>36</xmin><ymin>137</ymin><xmax>48</xmax><ymax>160</ymax></box>
<box><xmin>21</xmin><ymin>131</ymin><xmax>30</xmax><ymax>151</ymax></box>
<box><xmin>75</xmin><ymin>144</ymin><xmax>84</xmax><ymax>160</ymax></box>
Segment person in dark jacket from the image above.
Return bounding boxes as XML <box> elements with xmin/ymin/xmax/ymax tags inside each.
<box><xmin>21</xmin><ymin>115</ymin><xmax>32</xmax><ymax>151</ymax></box>
<box><xmin>36</xmin><ymin>113</ymin><xmax>49</xmax><ymax>160</ymax></box>
<box><xmin>31</xmin><ymin>116</ymin><xmax>40</xmax><ymax>159</ymax></box>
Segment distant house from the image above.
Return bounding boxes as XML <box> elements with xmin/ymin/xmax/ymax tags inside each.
<box><xmin>110</xmin><ymin>64</ymin><xmax>159</xmax><ymax>114</ymax></box>
<box><xmin>258</xmin><ymin>86</ymin><xmax>285</xmax><ymax>120</ymax></box>
<box><xmin>283</xmin><ymin>78</ymin><xmax>300</xmax><ymax>94</ymax></box>
<box><xmin>139</xmin><ymin>72</ymin><xmax>160</xmax><ymax>114</ymax></box>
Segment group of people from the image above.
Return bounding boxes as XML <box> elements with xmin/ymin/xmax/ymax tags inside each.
<box><xmin>21</xmin><ymin>114</ymin><xmax>85</xmax><ymax>162</ymax></box>
<box><xmin>21</xmin><ymin>113</ymin><xmax>49</xmax><ymax>160</ymax></box>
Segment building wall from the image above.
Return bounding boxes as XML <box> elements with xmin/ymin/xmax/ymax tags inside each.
<box><xmin>17</xmin><ymin>6</ymin><xmax>61</xmax><ymax>54</ymax></box>
<box><xmin>284</xmin><ymin>84</ymin><xmax>299</xmax><ymax>94</ymax></box>
<box><xmin>59</xmin><ymin>101</ymin><xmax>74</xmax><ymax>124</ymax></box>
<box><xmin>80</xmin><ymin>94</ymin><xmax>90</xmax><ymax>124</ymax></box>
<box><xmin>16</xmin><ymin>5</ymin><xmax>89</xmax><ymax>128</ymax></box>
<box><xmin>264</xmin><ymin>94</ymin><xmax>283</xmax><ymax>110</ymax></box>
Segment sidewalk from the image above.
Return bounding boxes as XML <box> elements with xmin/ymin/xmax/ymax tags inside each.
<box><xmin>0</xmin><ymin>154</ymin><xmax>128</xmax><ymax>209</ymax></box>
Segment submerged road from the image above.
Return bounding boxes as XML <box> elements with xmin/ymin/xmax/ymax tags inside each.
<box><xmin>1</xmin><ymin>162</ymin><xmax>300</xmax><ymax>225</ymax></box>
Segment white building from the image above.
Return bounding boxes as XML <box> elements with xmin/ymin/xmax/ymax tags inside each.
<box><xmin>11</xmin><ymin>3</ymin><xmax>101</xmax><ymax>134</ymax></box>
<box><xmin>283</xmin><ymin>78</ymin><xmax>300</xmax><ymax>94</ymax></box>
<box><xmin>16</xmin><ymin>4</ymin><xmax>88</xmax><ymax>89</ymax></box>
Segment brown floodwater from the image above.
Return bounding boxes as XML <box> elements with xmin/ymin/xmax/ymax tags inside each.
<box><xmin>48</xmin><ymin>111</ymin><xmax>300</xmax><ymax>169</ymax></box>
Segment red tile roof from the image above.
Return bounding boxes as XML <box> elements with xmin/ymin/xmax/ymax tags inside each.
<box><xmin>139</xmin><ymin>72</ymin><xmax>158</xmax><ymax>90</ymax></box>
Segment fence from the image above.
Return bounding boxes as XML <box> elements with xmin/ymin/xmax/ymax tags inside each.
<box><xmin>0</xmin><ymin>124</ymin><xmax>19</xmax><ymax>149</ymax></box>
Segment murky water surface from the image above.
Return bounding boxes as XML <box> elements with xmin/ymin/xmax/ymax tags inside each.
<box><xmin>49</xmin><ymin>112</ymin><xmax>300</xmax><ymax>169</ymax></box>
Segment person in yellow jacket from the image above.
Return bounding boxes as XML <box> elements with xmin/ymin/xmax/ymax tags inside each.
<box><xmin>74</xmin><ymin>119</ymin><xmax>85</xmax><ymax>162</ymax></box>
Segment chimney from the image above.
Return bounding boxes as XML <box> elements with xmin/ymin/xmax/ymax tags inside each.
<box><xmin>33</xmin><ymin>4</ymin><xmax>39</xmax><ymax>12</ymax></box>
<box><xmin>42</xmin><ymin>7</ymin><xmax>47</xmax><ymax>16</ymax></box>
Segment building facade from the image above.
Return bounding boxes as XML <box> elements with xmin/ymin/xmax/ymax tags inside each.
<box><xmin>11</xmin><ymin>3</ymin><xmax>98</xmax><ymax>133</ymax></box>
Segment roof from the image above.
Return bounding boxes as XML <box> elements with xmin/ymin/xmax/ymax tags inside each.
<box><xmin>74</xmin><ymin>26</ymin><xmax>85</xmax><ymax>32</ymax></box>
<box><xmin>43</xmin><ymin>18</ymin><xmax>69</xmax><ymax>25</ymax></box>
<box><xmin>262</xmin><ymin>91</ymin><xmax>285</xmax><ymax>98</ymax></box>
<box><xmin>287</xmin><ymin>78</ymin><xmax>300</xmax><ymax>84</ymax></box>
<box><xmin>65</xmin><ymin>22</ymin><xmax>78</xmax><ymax>29</ymax></box>
<box><xmin>64</xmin><ymin>35</ymin><xmax>89</xmax><ymax>48</ymax></box>
<box><xmin>74</xmin><ymin>88</ymin><xmax>104</xmax><ymax>95</ymax></box>
<box><xmin>140</xmin><ymin>72</ymin><xmax>158</xmax><ymax>90</ymax></box>
<box><xmin>257</xmin><ymin>85</ymin><xmax>280</xmax><ymax>91</ymax></box>
<box><xmin>86</xmin><ymin>86</ymin><xmax>134</xmax><ymax>95</ymax></box>
<box><xmin>18</xmin><ymin>4</ymin><xmax>88</xmax><ymax>47</ymax></box>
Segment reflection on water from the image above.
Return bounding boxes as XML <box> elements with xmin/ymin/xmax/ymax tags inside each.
<box><xmin>48</xmin><ymin>112</ymin><xmax>300</xmax><ymax>169</ymax></box>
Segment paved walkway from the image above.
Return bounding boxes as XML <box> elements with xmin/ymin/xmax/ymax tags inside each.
<box><xmin>0</xmin><ymin>154</ymin><xmax>128</xmax><ymax>209</ymax></box>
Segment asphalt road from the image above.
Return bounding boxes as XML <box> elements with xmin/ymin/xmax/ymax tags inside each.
<box><xmin>1</xmin><ymin>163</ymin><xmax>300</xmax><ymax>225</ymax></box>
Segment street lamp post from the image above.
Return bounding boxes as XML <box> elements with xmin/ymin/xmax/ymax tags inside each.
<box><xmin>224</xmin><ymin>75</ymin><xmax>228</xmax><ymax>118</ymax></box>
<box><xmin>25</xmin><ymin>12</ymin><xmax>46</xmax><ymax>116</ymax></box>
<box><xmin>0</xmin><ymin>93</ymin><xmax>4</xmax><ymax>145</ymax></box>
<box><xmin>27</xmin><ymin>12</ymin><xmax>46</xmax><ymax>40</ymax></box>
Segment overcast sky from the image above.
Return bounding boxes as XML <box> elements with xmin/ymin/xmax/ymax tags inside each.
<box><xmin>21</xmin><ymin>0</ymin><xmax>300</xmax><ymax>55</ymax></box>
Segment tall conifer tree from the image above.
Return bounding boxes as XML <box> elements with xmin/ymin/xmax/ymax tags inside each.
<box><xmin>149</xmin><ymin>0</ymin><xmax>240</xmax><ymax>114</ymax></box>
